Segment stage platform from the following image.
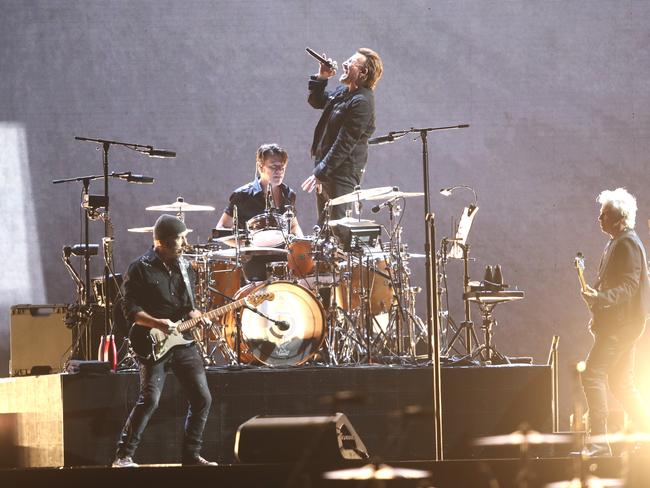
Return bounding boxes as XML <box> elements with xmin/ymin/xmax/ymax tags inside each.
<box><xmin>0</xmin><ymin>363</ymin><xmax>553</xmax><ymax>468</ymax></box>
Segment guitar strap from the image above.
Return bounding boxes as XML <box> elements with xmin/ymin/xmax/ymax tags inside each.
<box><xmin>178</xmin><ymin>257</ymin><xmax>196</xmax><ymax>310</ymax></box>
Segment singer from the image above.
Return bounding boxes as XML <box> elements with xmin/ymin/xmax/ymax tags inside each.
<box><xmin>112</xmin><ymin>214</ymin><xmax>216</xmax><ymax>467</ymax></box>
<box><xmin>301</xmin><ymin>48</ymin><xmax>383</xmax><ymax>223</ymax></box>
<box><xmin>216</xmin><ymin>143</ymin><xmax>303</xmax><ymax>281</ymax></box>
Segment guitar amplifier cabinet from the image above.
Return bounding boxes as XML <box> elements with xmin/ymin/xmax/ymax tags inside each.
<box><xmin>10</xmin><ymin>304</ymin><xmax>71</xmax><ymax>376</ymax></box>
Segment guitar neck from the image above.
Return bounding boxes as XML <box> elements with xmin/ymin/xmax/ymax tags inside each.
<box><xmin>177</xmin><ymin>297</ymin><xmax>247</xmax><ymax>333</ymax></box>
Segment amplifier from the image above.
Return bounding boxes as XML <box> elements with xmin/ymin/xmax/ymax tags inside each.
<box><xmin>10</xmin><ymin>304</ymin><xmax>71</xmax><ymax>376</ymax></box>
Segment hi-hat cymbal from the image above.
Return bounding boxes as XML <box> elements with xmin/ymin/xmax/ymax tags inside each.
<box><xmin>323</xmin><ymin>463</ymin><xmax>431</xmax><ymax>481</ymax></box>
<box><xmin>211</xmin><ymin>246</ymin><xmax>289</xmax><ymax>259</ymax></box>
<box><xmin>365</xmin><ymin>190</ymin><xmax>424</xmax><ymax>201</ymax></box>
<box><xmin>214</xmin><ymin>234</ymin><xmax>248</xmax><ymax>248</ymax></box>
<box><xmin>328</xmin><ymin>217</ymin><xmax>376</xmax><ymax>227</ymax></box>
<box><xmin>146</xmin><ymin>196</ymin><xmax>215</xmax><ymax>212</ymax></box>
<box><xmin>328</xmin><ymin>186</ymin><xmax>394</xmax><ymax>206</ymax></box>
<box><xmin>473</xmin><ymin>430</ymin><xmax>575</xmax><ymax>446</ymax></box>
<box><xmin>128</xmin><ymin>226</ymin><xmax>193</xmax><ymax>234</ymax></box>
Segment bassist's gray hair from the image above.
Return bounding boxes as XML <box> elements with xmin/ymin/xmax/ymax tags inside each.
<box><xmin>597</xmin><ymin>187</ymin><xmax>637</xmax><ymax>229</ymax></box>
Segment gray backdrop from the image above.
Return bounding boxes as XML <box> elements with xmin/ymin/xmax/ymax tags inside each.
<box><xmin>2</xmin><ymin>0</ymin><xmax>649</xmax><ymax>429</ymax></box>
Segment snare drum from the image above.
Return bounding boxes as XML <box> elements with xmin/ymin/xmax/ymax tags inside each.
<box><xmin>247</xmin><ymin>212</ymin><xmax>286</xmax><ymax>247</ymax></box>
<box><xmin>223</xmin><ymin>281</ymin><xmax>326</xmax><ymax>366</ymax></box>
<box><xmin>336</xmin><ymin>257</ymin><xmax>394</xmax><ymax>315</ymax></box>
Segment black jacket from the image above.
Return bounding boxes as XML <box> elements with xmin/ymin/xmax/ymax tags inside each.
<box><xmin>224</xmin><ymin>179</ymin><xmax>296</xmax><ymax>226</ymax></box>
<box><xmin>591</xmin><ymin>229</ymin><xmax>650</xmax><ymax>336</ymax></box>
<box><xmin>308</xmin><ymin>77</ymin><xmax>375</xmax><ymax>183</ymax></box>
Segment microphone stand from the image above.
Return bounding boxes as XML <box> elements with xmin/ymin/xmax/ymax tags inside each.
<box><xmin>370</xmin><ymin>123</ymin><xmax>469</xmax><ymax>461</ymax></box>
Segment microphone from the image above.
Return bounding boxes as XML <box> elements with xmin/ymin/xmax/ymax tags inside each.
<box><xmin>305</xmin><ymin>47</ymin><xmax>338</xmax><ymax>70</ymax></box>
<box><xmin>115</xmin><ymin>172</ymin><xmax>155</xmax><ymax>184</ymax></box>
<box><xmin>371</xmin><ymin>198</ymin><xmax>396</xmax><ymax>213</ymax></box>
<box><xmin>276</xmin><ymin>320</ymin><xmax>291</xmax><ymax>331</ymax></box>
<box><xmin>144</xmin><ymin>148</ymin><xmax>176</xmax><ymax>158</ymax></box>
<box><xmin>368</xmin><ymin>134</ymin><xmax>395</xmax><ymax>145</ymax></box>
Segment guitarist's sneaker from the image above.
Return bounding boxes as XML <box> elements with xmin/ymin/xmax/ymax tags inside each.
<box><xmin>182</xmin><ymin>455</ymin><xmax>218</xmax><ymax>466</ymax></box>
<box><xmin>112</xmin><ymin>456</ymin><xmax>138</xmax><ymax>468</ymax></box>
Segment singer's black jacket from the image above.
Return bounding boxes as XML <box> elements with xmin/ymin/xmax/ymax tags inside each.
<box><xmin>308</xmin><ymin>76</ymin><xmax>375</xmax><ymax>183</ymax></box>
<box><xmin>591</xmin><ymin>229</ymin><xmax>650</xmax><ymax>337</ymax></box>
<box><xmin>223</xmin><ymin>178</ymin><xmax>297</xmax><ymax>226</ymax></box>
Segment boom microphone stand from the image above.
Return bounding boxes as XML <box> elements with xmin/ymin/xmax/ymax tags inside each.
<box><xmin>369</xmin><ymin>123</ymin><xmax>469</xmax><ymax>461</ymax></box>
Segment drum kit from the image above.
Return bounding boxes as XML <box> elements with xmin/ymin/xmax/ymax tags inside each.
<box><xmin>137</xmin><ymin>186</ymin><xmax>428</xmax><ymax>367</ymax></box>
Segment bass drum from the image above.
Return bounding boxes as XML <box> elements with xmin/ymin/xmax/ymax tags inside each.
<box><xmin>223</xmin><ymin>281</ymin><xmax>325</xmax><ymax>366</ymax></box>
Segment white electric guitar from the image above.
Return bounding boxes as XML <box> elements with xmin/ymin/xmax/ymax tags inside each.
<box><xmin>129</xmin><ymin>291</ymin><xmax>273</xmax><ymax>361</ymax></box>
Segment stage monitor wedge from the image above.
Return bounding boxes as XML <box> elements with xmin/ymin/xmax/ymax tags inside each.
<box><xmin>234</xmin><ymin>412</ymin><xmax>369</xmax><ymax>464</ymax></box>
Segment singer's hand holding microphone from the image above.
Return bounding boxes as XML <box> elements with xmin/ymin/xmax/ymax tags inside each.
<box><xmin>305</xmin><ymin>48</ymin><xmax>337</xmax><ymax>80</ymax></box>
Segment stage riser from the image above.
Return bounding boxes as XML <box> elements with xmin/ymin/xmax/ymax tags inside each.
<box><xmin>57</xmin><ymin>365</ymin><xmax>551</xmax><ymax>466</ymax></box>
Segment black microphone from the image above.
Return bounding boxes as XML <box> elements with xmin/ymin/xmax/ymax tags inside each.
<box><xmin>371</xmin><ymin>198</ymin><xmax>396</xmax><ymax>213</ymax></box>
<box><xmin>145</xmin><ymin>148</ymin><xmax>176</xmax><ymax>158</ymax></box>
<box><xmin>305</xmin><ymin>47</ymin><xmax>338</xmax><ymax>70</ymax></box>
<box><xmin>276</xmin><ymin>320</ymin><xmax>291</xmax><ymax>331</ymax></box>
<box><xmin>368</xmin><ymin>134</ymin><xmax>395</xmax><ymax>145</ymax></box>
<box><xmin>116</xmin><ymin>173</ymin><xmax>155</xmax><ymax>184</ymax></box>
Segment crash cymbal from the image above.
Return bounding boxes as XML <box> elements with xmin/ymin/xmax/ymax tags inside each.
<box><xmin>473</xmin><ymin>430</ymin><xmax>575</xmax><ymax>446</ymax></box>
<box><xmin>211</xmin><ymin>246</ymin><xmax>289</xmax><ymax>259</ymax></box>
<box><xmin>323</xmin><ymin>463</ymin><xmax>431</xmax><ymax>481</ymax></box>
<box><xmin>128</xmin><ymin>226</ymin><xmax>193</xmax><ymax>234</ymax></box>
<box><xmin>328</xmin><ymin>217</ymin><xmax>376</xmax><ymax>227</ymax></box>
<box><xmin>365</xmin><ymin>190</ymin><xmax>425</xmax><ymax>201</ymax></box>
<box><xmin>328</xmin><ymin>186</ymin><xmax>394</xmax><ymax>206</ymax></box>
<box><xmin>146</xmin><ymin>196</ymin><xmax>215</xmax><ymax>212</ymax></box>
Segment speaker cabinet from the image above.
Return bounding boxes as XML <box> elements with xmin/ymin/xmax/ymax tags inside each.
<box><xmin>234</xmin><ymin>413</ymin><xmax>369</xmax><ymax>464</ymax></box>
<box><xmin>10</xmin><ymin>304</ymin><xmax>71</xmax><ymax>376</ymax></box>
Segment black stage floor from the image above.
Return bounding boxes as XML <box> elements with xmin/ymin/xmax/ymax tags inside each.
<box><xmin>3</xmin><ymin>456</ymin><xmax>649</xmax><ymax>488</ymax></box>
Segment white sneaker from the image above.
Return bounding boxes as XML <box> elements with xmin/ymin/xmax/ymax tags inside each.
<box><xmin>112</xmin><ymin>456</ymin><xmax>138</xmax><ymax>468</ymax></box>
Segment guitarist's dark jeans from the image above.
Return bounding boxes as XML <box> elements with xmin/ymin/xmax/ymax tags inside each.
<box><xmin>115</xmin><ymin>343</ymin><xmax>212</xmax><ymax>461</ymax></box>
<box><xmin>581</xmin><ymin>329</ymin><xmax>649</xmax><ymax>435</ymax></box>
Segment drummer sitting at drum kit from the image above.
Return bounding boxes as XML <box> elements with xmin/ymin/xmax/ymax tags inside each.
<box><xmin>215</xmin><ymin>143</ymin><xmax>303</xmax><ymax>282</ymax></box>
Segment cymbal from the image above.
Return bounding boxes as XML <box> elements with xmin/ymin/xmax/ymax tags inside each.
<box><xmin>323</xmin><ymin>463</ymin><xmax>431</xmax><ymax>480</ymax></box>
<box><xmin>213</xmin><ymin>234</ymin><xmax>248</xmax><ymax>248</ymax></box>
<box><xmin>365</xmin><ymin>190</ymin><xmax>424</xmax><ymax>201</ymax></box>
<box><xmin>473</xmin><ymin>430</ymin><xmax>575</xmax><ymax>446</ymax></box>
<box><xmin>146</xmin><ymin>197</ymin><xmax>215</xmax><ymax>212</ymax></box>
<box><xmin>127</xmin><ymin>226</ymin><xmax>154</xmax><ymax>233</ymax></box>
<box><xmin>545</xmin><ymin>477</ymin><xmax>623</xmax><ymax>488</ymax></box>
<box><xmin>211</xmin><ymin>246</ymin><xmax>289</xmax><ymax>259</ymax></box>
<box><xmin>328</xmin><ymin>217</ymin><xmax>376</xmax><ymax>227</ymax></box>
<box><xmin>590</xmin><ymin>431</ymin><xmax>650</xmax><ymax>444</ymax></box>
<box><xmin>128</xmin><ymin>226</ymin><xmax>193</xmax><ymax>234</ymax></box>
<box><xmin>328</xmin><ymin>186</ymin><xmax>394</xmax><ymax>206</ymax></box>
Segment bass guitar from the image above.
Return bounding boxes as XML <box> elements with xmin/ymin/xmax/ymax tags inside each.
<box><xmin>129</xmin><ymin>291</ymin><xmax>274</xmax><ymax>361</ymax></box>
<box><xmin>574</xmin><ymin>251</ymin><xmax>588</xmax><ymax>292</ymax></box>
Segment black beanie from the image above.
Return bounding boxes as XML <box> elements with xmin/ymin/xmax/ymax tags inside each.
<box><xmin>153</xmin><ymin>214</ymin><xmax>187</xmax><ymax>241</ymax></box>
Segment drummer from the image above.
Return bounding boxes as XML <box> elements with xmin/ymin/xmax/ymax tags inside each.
<box><xmin>216</xmin><ymin>143</ymin><xmax>303</xmax><ymax>280</ymax></box>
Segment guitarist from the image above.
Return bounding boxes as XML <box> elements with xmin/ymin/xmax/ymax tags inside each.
<box><xmin>112</xmin><ymin>214</ymin><xmax>217</xmax><ymax>467</ymax></box>
<box><xmin>578</xmin><ymin>188</ymin><xmax>650</xmax><ymax>457</ymax></box>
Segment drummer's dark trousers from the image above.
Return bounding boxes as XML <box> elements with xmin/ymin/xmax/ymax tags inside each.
<box><xmin>316</xmin><ymin>172</ymin><xmax>363</xmax><ymax>225</ymax></box>
<box><xmin>581</xmin><ymin>329</ymin><xmax>649</xmax><ymax>435</ymax></box>
<box><xmin>115</xmin><ymin>344</ymin><xmax>212</xmax><ymax>460</ymax></box>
